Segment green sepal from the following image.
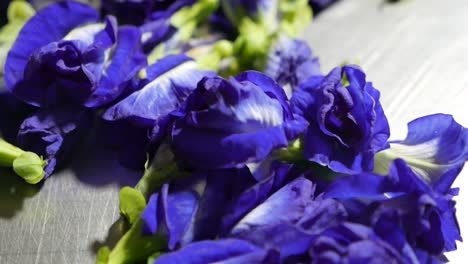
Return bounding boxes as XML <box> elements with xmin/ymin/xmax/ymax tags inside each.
<box><xmin>232</xmin><ymin>18</ymin><xmax>274</xmax><ymax>72</ymax></box>
<box><xmin>95</xmin><ymin>247</ymin><xmax>110</xmax><ymax>264</ymax></box>
<box><xmin>0</xmin><ymin>138</ymin><xmax>25</xmax><ymax>166</ymax></box>
<box><xmin>170</xmin><ymin>0</ymin><xmax>219</xmax><ymax>30</ymax></box>
<box><xmin>275</xmin><ymin>138</ymin><xmax>339</xmax><ymax>182</ymax></box>
<box><xmin>98</xmin><ymin>219</ymin><xmax>167</xmax><ymax>264</ymax></box>
<box><xmin>119</xmin><ymin>187</ymin><xmax>147</xmax><ymax>226</ymax></box>
<box><xmin>279</xmin><ymin>0</ymin><xmax>312</xmax><ymax>37</ymax></box>
<box><xmin>13</xmin><ymin>152</ymin><xmax>47</xmax><ymax>184</ymax></box>
<box><xmin>135</xmin><ymin>163</ymin><xmax>179</xmax><ymax>200</ymax></box>
<box><xmin>0</xmin><ymin>0</ymin><xmax>35</xmax><ymax>74</ymax></box>
<box><xmin>7</xmin><ymin>0</ymin><xmax>35</xmax><ymax>22</ymax></box>
<box><xmin>0</xmin><ymin>138</ymin><xmax>47</xmax><ymax>184</ymax></box>
<box><xmin>189</xmin><ymin>40</ymin><xmax>234</xmax><ymax>71</ymax></box>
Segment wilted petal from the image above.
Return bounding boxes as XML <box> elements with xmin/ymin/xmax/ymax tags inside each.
<box><xmin>17</xmin><ymin>107</ymin><xmax>93</xmax><ymax>177</ymax></box>
<box><xmin>265</xmin><ymin>34</ymin><xmax>321</xmax><ymax>97</ymax></box>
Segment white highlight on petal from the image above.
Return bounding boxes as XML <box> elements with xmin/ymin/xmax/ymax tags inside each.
<box><xmin>234</xmin><ymin>94</ymin><xmax>284</xmax><ymax>131</ymax></box>
<box><xmin>63</xmin><ymin>23</ymin><xmax>104</xmax><ymax>46</ymax></box>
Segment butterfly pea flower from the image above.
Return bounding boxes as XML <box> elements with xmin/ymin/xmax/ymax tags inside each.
<box><xmin>104</xmin><ymin>55</ymin><xmax>213</xmax><ymax>127</ymax></box>
<box><xmin>227</xmin><ymin>177</ymin><xmax>347</xmax><ymax>259</ymax></box>
<box><xmin>291</xmin><ymin>65</ymin><xmax>390</xmax><ymax>174</ymax></box>
<box><xmin>374</xmin><ymin>114</ymin><xmax>468</xmax><ymax>193</ymax></box>
<box><xmin>308</xmin><ymin>223</ymin><xmax>416</xmax><ymax>264</ymax></box>
<box><xmin>140</xmin><ymin>168</ymin><xmax>255</xmax><ymax>250</ymax></box>
<box><xmin>265</xmin><ymin>34</ymin><xmax>321</xmax><ymax>98</ymax></box>
<box><xmin>4</xmin><ymin>1</ymin><xmax>147</xmax><ymax>108</ymax></box>
<box><xmin>153</xmin><ymin>239</ymin><xmax>278</xmax><ymax>264</ymax></box>
<box><xmin>323</xmin><ymin>159</ymin><xmax>462</xmax><ymax>255</ymax></box>
<box><xmin>170</xmin><ymin>71</ymin><xmax>306</xmax><ymax>170</ymax></box>
<box><xmin>17</xmin><ymin>107</ymin><xmax>93</xmax><ymax>178</ymax></box>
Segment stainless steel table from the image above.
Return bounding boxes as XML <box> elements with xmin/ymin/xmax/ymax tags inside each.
<box><xmin>1</xmin><ymin>0</ymin><xmax>467</xmax><ymax>263</ymax></box>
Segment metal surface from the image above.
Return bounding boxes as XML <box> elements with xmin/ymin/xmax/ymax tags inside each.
<box><xmin>0</xmin><ymin>0</ymin><xmax>467</xmax><ymax>263</ymax></box>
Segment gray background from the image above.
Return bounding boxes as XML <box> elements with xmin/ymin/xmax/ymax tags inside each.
<box><xmin>1</xmin><ymin>0</ymin><xmax>467</xmax><ymax>263</ymax></box>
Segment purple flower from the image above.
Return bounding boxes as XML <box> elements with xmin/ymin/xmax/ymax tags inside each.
<box><xmin>4</xmin><ymin>1</ymin><xmax>146</xmax><ymax>108</ymax></box>
<box><xmin>153</xmin><ymin>239</ymin><xmax>278</xmax><ymax>264</ymax></box>
<box><xmin>308</xmin><ymin>223</ymin><xmax>416</xmax><ymax>263</ymax></box>
<box><xmin>170</xmin><ymin>71</ymin><xmax>306</xmax><ymax>170</ymax></box>
<box><xmin>291</xmin><ymin>65</ymin><xmax>390</xmax><ymax>174</ymax></box>
<box><xmin>103</xmin><ymin>55</ymin><xmax>214</xmax><ymax>128</ymax></box>
<box><xmin>265</xmin><ymin>34</ymin><xmax>321</xmax><ymax>98</ymax></box>
<box><xmin>227</xmin><ymin>177</ymin><xmax>347</xmax><ymax>259</ymax></box>
<box><xmin>324</xmin><ymin>159</ymin><xmax>462</xmax><ymax>255</ymax></box>
<box><xmin>374</xmin><ymin>114</ymin><xmax>468</xmax><ymax>193</ymax></box>
<box><xmin>17</xmin><ymin>107</ymin><xmax>93</xmax><ymax>177</ymax></box>
<box><xmin>140</xmin><ymin>168</ymin><xmax>256</xmax><ymax>249</ymax></box>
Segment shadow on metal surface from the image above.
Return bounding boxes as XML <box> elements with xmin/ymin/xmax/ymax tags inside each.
<box><xmin>89</xmin><ymin>217</ymin><xmax>128</xmax><ymax>255</ymax></box>
<box><xmin>69</xmin><ymin>133</ymin><xmax>142</xmax><ymax>188</ymax></box>
<box><xmin>0</xmin><ymin>168</ymin><xmax>42</xmax><ymax>218</ymax></box>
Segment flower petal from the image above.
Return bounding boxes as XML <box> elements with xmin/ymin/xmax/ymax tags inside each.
<box><xmin>374</xmin><ymin>114</ymin><xmax>468</xmax><ymax>193</ymax></box>
<box><xmin>16</xmin><ymin>106</ymin><xmax>93</xmax><ymax>177</ymax></box>
<box><xmin>4</xmin><ymin>1</ymin><xmax>98</xmax><ymax>90</ymax></box>
<box><xmin>103</xmin><ymin>54</ymin><xmax>213</xmax><ymax>126</ymax></box>
<box><xmin>84</xmin><ymin>25</ymin><xmax>147</xmax><ymax>108</ymax></box>
<box><xmin>153</xmin><ymin>239</ymin><xmax>276</xmax><ymax>264</ymax></box>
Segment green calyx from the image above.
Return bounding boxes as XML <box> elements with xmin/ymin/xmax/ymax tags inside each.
<box><xmin>275</xmin><ymin>138</ymin><xmax>339</xmax><ymax>182</ymax></box>
<box><xmin>0</xmin><ymin>139</ymin><xmax>47</xmax><ymax>184</ymax></box>
<box><xmin>0</xmin><ymin>0</ymin><xmax>35</xmax><ymax>74</ymax></box>
<box><xmin>190</xmin><ymin>40</ymin><xmax>234</xmax><ymax>71</ymax></box>
<box><xmin>230</xmin><ymin>18</ymin><xmax>274</xmax><ymax>73</ymax></box>
<box><xmin>279</xmin><ymin>0</ymin><xmax>312</xmax><ymax>37</ymax></box>
<box><xmin>95</xmin><ymin>220</ymin><xmax>167</xmax><ymax>264</ymax></box>
<box><xmin>13</xmin><ymin>152</ymin><xmax>47</xmax><ymax>184</ymax></box>
<box><xmin>119</xmin><ymin>187</ymin><xmax>147</xmax><ymax>226</ymax></box>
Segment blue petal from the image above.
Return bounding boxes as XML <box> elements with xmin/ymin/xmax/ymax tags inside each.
<box><xmin>153</xmin><ymin>239</ymin><xmax>276</xmax><ymax>264</ymax></box>
<box><xmin>291</xmin><ymin>65</ymin><xmax>390</xmax><ymax>174</ymax></box>
<box><xmin>374</xmin><ymin>114</ymin><xmax>468</xmax><ymax>193</ymax></box>
<box><xmin>84</xmin><ymin>26</ymin><xmax>147</xmax><ymax>108</ymax></box>
<box><xmin>103</xmin><ymin>54</ymin><xmax>213</xmax><ymax>126</ymax></box>
<box><xmin>221</xmin><ymin>162</ymin><xmax>295</xmax><ymax>234</ymax></box>
<box><xmin>171</xmin><ymin>72</ymin><xmax>302</xmax><ymax>169</ymax></box>
<box><xmin>230</xmin><ymin>177</ymin><xmax>335</xmax><ymax>258</ymax></box>
<box><xmin>4</xmin><ymin>1</ymin><xmax>98</xmax><ymax>91</ymax></box>
<box><xmin>141</xmin><ymin>193</ymin><xmax>159</xmax><ymax>235</ymax></box>
<box><xmin>266</xmin><ymin>34</ymin><xmax>321</xmax><ymax>97</ymax></box>
<box><xmin>160</xmin><ymin>177</ymin><xmax>204</xmax><ymax>249</ymax></box>
<box><xmin>322</xmin><ymin>171</ymin><xmax>398</xmax><ymax>201</ymax></box>
<box><xmin>16</xmin><ymin>106</ymin><xmax>93</xmax><ymax>177</ymax></box>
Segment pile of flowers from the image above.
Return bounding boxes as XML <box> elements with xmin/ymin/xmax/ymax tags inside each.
<box><xmin>0</xmin><ymin>0</ymin><xmax>466</xmax><ymax>263</ymax></box>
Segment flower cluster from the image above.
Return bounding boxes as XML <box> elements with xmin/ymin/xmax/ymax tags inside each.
<box><xmin>0</xmin><ymin>1</ymin><xmax>466</xmax><ymax>264</ymax></box>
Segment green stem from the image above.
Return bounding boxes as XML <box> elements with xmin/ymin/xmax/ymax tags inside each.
<box><xmin>0</xmin><ymin>138</ymin><xmax>25</xmax><ymax>167</ymax></box>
